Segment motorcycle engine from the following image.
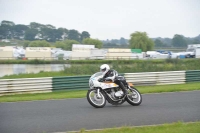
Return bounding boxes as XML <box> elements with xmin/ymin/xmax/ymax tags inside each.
<box><xmin>109</xmin><ymin>88</ymin><xmax>124</xmax><ymax>100</ymax></box>
<box><xmin>114</xmin><ymin>90</ymin><xmax>124</xmax><ymax>97</ymax></box>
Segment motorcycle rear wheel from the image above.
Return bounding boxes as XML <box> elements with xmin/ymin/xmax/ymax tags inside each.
<box><xmin>126</xmin><ymin>87</ymin><xmax>142</xmax><ymax>106</ymax></box>
<box><xmin>87</xmin><ymin>89</ymin><xmax>106</xmax><ymax>108</ymax></box>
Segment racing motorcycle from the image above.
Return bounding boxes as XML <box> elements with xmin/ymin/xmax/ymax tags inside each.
<box><xmin>87</xmin><ymin>72</ymin><xmax>142</xmax><ymax>108</ymax></box>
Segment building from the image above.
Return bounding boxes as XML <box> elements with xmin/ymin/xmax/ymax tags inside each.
<box><xmin>90</xmin><ymin>49</ymin><xmax>107</xmax><ymax>60</ymax></box>
<box><xmin>71</xmin><ymin>44</ymin><xmax>95</xmax><ymax>60</ymax></box>
<box><xmin>106</xmin><ymin>49</ymin><xmax>132</xmax><ymax>60</ymax></box>
<box><xmin>0</xmin><ymin>46</ymin><xmax>14</xmax><ymax>59</ymax></box>
<box><xmin>25</xmin><ymin>47</ymin><xmax>52</xmax><ymax>60</ymax></box>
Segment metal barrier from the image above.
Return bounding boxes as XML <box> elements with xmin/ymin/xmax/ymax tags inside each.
<box><xmin>0</xmin><ymin>70</ymin><xmax>199</xmax><ymax>95</ymax></box>
<box><xmin>125</xmin><ymin>71</ymin><xmax>186</xmax><ymax>86</ymax></box>
<box><xmin>0</xmin><ymin>77</ymin><xmax>52</xmax><ymax>94</ymax></box>
<box><xmin>185</xmin><ymin>70</ymin><xmax>200</xmax><ymax>82</ymax></box>
<box><xmin>52</xmin><ymin>76</ymin><xmax>90</xmax><ymax>91</ymax></box>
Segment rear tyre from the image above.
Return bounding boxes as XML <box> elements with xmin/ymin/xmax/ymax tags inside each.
<box><xmin>87</xmin><ymin>89</ymin><xmax>106</xmax><ymax>108</ymax></box>
<box><xmin>126</xmin><ymin>87</ymin><xmax>142</xmax><ymax>106</ymax></box>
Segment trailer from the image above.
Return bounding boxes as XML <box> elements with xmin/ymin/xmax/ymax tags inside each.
<box><xmin>185</xmin><ymin>44</ymin><xmax>200</xmax><ymax>58</ymax></box>
<box><xmin>195</xmin><ymin>48</ymin><xmax>200</xmax><ymax>58</ymax></box>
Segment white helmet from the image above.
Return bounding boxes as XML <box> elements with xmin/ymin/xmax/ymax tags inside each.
<box><xmin>100</xmin><ymin>64</ymin><xmax>110</xmax><ymax>76</ymax></box>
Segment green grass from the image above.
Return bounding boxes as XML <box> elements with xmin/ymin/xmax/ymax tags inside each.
<box><xmin>137</xmin><ymin>82</ymin><xmax>200</xmax><ymax>94</ymax></box>
<box><xmin>0</xmin><ymin>90</ymin><xmax>87</xmax><ymax>102</ymax></box>
<box><xmin>0</xmin><ymin>71</ymin><xmax>75</xmax><ymax>79</ymax></box>
<box><xmin>77</xmin><ymin>121</ymin><xmax>200</xmax><ymax>133</ymax></box>
<box><xmin>1</xmin><ymin>59</ymin><xmax>200</xmax><ymax>79</ymax></box>
<box><xmin>0</xmin><ymin>82</ymin><xmax>200</xmax><ymax>102</ymax></box>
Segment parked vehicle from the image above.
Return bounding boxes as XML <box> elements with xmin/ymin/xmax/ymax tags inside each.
<box><xmin>195</xmin><ymin>48</ymin><xmax>200</xmax><ymax>58</ymax></box>
<box><xmin>184</xmin><ymin>44</ymin><xmax>200</xmax><ymax>58</ymax></box>
<box><xmin>87</xmin><ymin>72</ymin><xmax>142</xmax><ymax>108</ymax></box>
<box><xmin>146</xmin><ymin>51</ymin><xmax>169</xmax><ymax>59</ymax></box>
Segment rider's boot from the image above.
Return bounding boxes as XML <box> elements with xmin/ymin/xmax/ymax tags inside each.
<box><xmin>119</xmin><ymin>82</ymin><xmax>128</xmax><ymax>96</ymax></box>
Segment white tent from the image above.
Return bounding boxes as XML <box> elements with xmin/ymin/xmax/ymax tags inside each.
<box><xmin>13</xmin><ymin>47</ymin><xmax>25</xmax><ymax>58</ymax></box>
<box><xmin>51</xmin><ymin>48</ymin><xmax>72</xmax><ymax>60</ymax></box>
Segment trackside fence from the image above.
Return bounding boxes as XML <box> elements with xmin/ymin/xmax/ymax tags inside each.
<box><xmin>0</xmin><ymin>70</ymin><xmax>199</xmax><ymax>95</ymax></box>
<box><xmin>124</xmin><ymin>71</ymin><xmax>186</xmax><ymax>86</ymax></box>
<box><xmin>0</xmin><ymin>77</ymin><xmax>52</xmax><ymax>94</ymax></box>
<box><xmin>52</xmin><ymin>76</ymin><xmax>90</xmax><ymax>91</ymax></box>
<box><xmin>185</xmin><ymin>70</ymin><xmax>200</xmax><ymax>82</ymax></box>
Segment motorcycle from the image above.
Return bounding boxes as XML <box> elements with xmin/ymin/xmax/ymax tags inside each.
<box><xmin>87</xmin><ymin>72</ymin><xmax>142</xmax><ymax>108</ymax></box>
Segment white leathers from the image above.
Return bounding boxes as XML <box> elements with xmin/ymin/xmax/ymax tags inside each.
<box><xmin>100</xmin><ymin>64</ymin><xmax>118</xmax><ymax>82</ymax></box>
<box><xmin>104</xmin><ymin>70</ymin><xmax>118</xmax><ymax>82</ymax></box>
<box><xmin>89</xmin><ymin>72</ymin><xmax>119</xmax><ymax>90</ymax></box>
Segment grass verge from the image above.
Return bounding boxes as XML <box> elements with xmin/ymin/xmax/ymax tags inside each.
<box><xmin>75</xmin><ymin>121</ymin><xmax>200</xmax><ymax>133</ymax></box>
<box><xmin>1</xmin><ymin>59</ymin><xmax>200</xmax><ymax>79</ymax></box>
<box><xmin>0</xmin><ymin>82</ymin><xmax>200</xmax><ymax>102</ymax></box>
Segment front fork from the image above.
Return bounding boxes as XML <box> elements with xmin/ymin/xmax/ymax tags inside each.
<box><xmin>96</xmin><ymin>88</ymin><xmax>101</xmax><ymax>98</ymax></box>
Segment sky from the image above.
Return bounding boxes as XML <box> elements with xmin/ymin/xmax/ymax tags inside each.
<box><xmin>0</xmin><ymin>0</ymin><xmax>200</xmax><ymax>40</ymax></box>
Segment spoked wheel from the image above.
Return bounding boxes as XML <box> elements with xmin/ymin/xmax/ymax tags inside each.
<box><xmin>126</xmin><ymin>87</ymin><xmax>142</xmax><ymax>106</ymax></box>
<box><xmin>87</xmin><ymin>89</ymin><xmax>106</xmax><ymax>108</ymax></box>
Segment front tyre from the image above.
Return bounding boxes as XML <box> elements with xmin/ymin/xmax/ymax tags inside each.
<box><xmin>126</xmin><ymin>87</ymin><xmax>142</xmax><ymax>106</ymax></box>
<box><xmin>87</xmin><ymin>89</ymin><xmax>106</xmax><ymax>108</ymax></box>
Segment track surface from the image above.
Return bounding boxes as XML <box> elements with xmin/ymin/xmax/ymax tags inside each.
<box><xmin>0</xmin><ymin>91</ymin><xmax>200</xmax><ymax>133</ymax></box>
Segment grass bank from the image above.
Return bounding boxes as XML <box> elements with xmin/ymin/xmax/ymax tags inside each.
<box><xmin>1</xmin><ymin>58</ymin><xmax>200</xmax><ymax>79</ymax></box>
<box><xmin>77</xmin><ymin>121</ymin><xmax>200</xmax><ymax>133</ymax></box>
<box><xmin>0</xmin><ymin>70</ymin><xmax>75</xmax><ymax>79</ymax></box>
<box><xmin>0</xmin><ymin>58</ymin><xmax>199</xmax><ymax>65</ymax></box>
<box><xmin>0</xmin><ymin>82</ymin><xmax>200</xmax><ymax>102</ymax></box>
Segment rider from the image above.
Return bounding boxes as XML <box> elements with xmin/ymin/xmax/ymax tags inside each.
<box><xmin>99</xmin><ymin>64</ymin><xmax>127</xmax><ymax>96</ymax></box>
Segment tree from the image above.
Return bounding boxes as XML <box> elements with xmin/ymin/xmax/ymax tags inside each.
<box><xmin>103</xmin><ymin>43</ymin><xmax>118</xmax><ymax>48</ymax></box>
<box><xmin>1</xmin><ymin>20</ymin><xmax>15</xmax><ymax>26</ymax></box>
<box><xmin>24</xmin><ymin>29</ymin><xmax>38</xmax><ymax>41</ymax></box>
<box><xmin>13</xmin><ymin>24</ymin><xmax>29</xmax><ymax>39</ymax></box>
<box><xmin>81</xmin><ymin>31</ymin><xmax>90</xmax><ymax>42</ymax></box>
<box><xmin>129</xmin><ymin>31</ymin><xmax>154</xmax><ymax>51</ymax></box>
<box><xmin>28</xmin><ymin>40</ymin><xmax>51</xmax><ymax>47</ymax></box>
<box><xmin>30</xmin><ymin>22</ymin><xmax>43</xmax><ymax>29</ymax></box>
<box><xmin>57</xmin><ymin>28</ymin><xmax>68</xmax><ymax>40</ymax></box>
<box><xmin>172</xmin><ymin>34</ymin><xmax>187</xmax><ymax>47</ymax></box>
<box><xmin>0</xmin><ymin>20</ymin><xmax>15</xmax><ymax>39</ymax></box>
<box><xmin>41</xmin><ymin>28</ymin><xmax>57</xmax><ymax>42</ymax></box>
<box><xmin>111</xmin><ymin>39</ymin><xmax>119</xmax><ymax>44</ymax></box>
<box><xmin>0</xmin><ymin>26</ymin><xmax>7</xmax><ymax>39</ymax></box>
<box><xmin>55</xmin><ymin>40</ymin><xmax>79</xmax><ymax>50</ymax></box>
<box><xmin>192</xmin><ymin>39</ymin><xmax>200</xmax><ymax>44</ymax></box>
<box><xmin>23</xmin><ymin>40</ymin><xmax>31</xmax><ymax>48</ymax></box>
<box><xmin>13</xmin><ymin>24</ymin><xmax>29</xmax><ymax>33</ymax></box>
<box><xmin>82</xmin><ymin>38</ymin><xmax>103</xmax><ymax>48</ymax></box>
<box><xmin>154</xmin><ymin>39</ymin><xmax>164</xmax><ymax>47</ymax></box>
<box><xmin>68</xmin><ymin>30</ymin><xmax>80</xmax><ymax>42</ymax></box>
<box><xmin>120</xmin><ymin>37</ymin><xmax>127</xmax><ymax>45</ymax></box>
<box><xmin>0</xmin><ymin>20</ymin><xmax>91</xmax><ymax>42</ymax></box>
<box><xmin>45</xmin><ymin>24</ymin><xmax>56</xmax><ymax>29</ymax></box>
<box><xmin>65</xmin><ymin>40</ymin><xmax>79</xmax><ymax>50</ymax></box>
<box><xmin>55</xmin><ymin>41</ymin><xmax>66</xmax><ymax>50</ymax></box>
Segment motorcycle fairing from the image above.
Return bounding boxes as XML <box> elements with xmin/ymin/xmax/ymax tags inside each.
<box><xmin>128</xmin><ymin>83</ymin><xmax>134</xmax><ymax>87</ymax></box>
<box><xmin>100</xmin><ymin>82</ymin><xmax>119</xmax><ymax>89</ymax></box>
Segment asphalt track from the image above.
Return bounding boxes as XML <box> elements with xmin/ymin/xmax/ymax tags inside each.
<box><xmin>0</xmin><ymin>91</ymin><xmax>200</xmax><ymax>133</ymax></box>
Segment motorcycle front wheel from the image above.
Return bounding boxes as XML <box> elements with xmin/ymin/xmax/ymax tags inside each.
<box><xmin>87</xmin><ymin>89</ymin><xmax>106</xmax><ymax>108</ymax></box>
<box><xmin>126</xmin><ymin>87</ymin><xmax>142</xmax><ymax>106</ymax></box>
